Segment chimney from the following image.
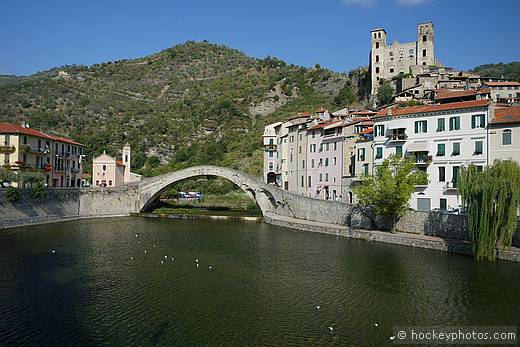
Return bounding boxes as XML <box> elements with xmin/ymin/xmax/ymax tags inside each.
<box><xmin>21</xmin><ymin>121</ymin><xmax>30</xmax><ymax>128</ymax></box>
<box><xmin>388</xmin><ymin>107</ymin><xmax>393</xmax><ymax>116</ymax></box>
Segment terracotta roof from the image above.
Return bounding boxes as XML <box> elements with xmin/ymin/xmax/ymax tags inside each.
<box><xmin>288</xmin><ymin>112</ymin><xmax>311</xmax><ymax>120</ymax></box>
<box><xmin>350</xmin><ymin>110</ymin><xmax>378</xmax><ymax>116</ymax></box>
<box><xmin>307</xmin><ymin>120</ymin><xmax>341</xmax><ymax>131</ymax></box>
<box><xmin>0</xmin><ymin>122</ymin><xmax>53</xmax><ymax>139</ymax></box>
<box><xmin>0</xmin><ymin>122</ymin><xmax>84</xmax><ymax>146</ymax></box>
<box><xmin>358</xmin><ymin>128</ymin><xmax>373</xmax><ymax>135</ymax></box>
<box><xmin>49</xmin><ymin>134</ymin><xmax>84</xmax><ymax>146</ymax></box>
<box><xmin>358</xmin><ymin>120</ymin><xmax>375</xmax><ymax>126</ymax></box>
<box><xmin>482</xmin><ymin>81</ymin><xmax>520</xmax><ymax>87</ymax></box>
<box><xmin>376</xmin><ymin>100</ymin><xmax>490</xmax><ymax>118</ymax></box>
<box><xmin>491</xmin><ymin>106</ymin><xmax>520</xmax><ymax>125</ymax></box>
<box><xmin>315</xmin><ymin>107</ymin><xmax>327</xmax><ymax>113</ymax></box>
<box><xmin>435</xmin><ymin>88</ymin><xmax>490</xmax><ymax>99</ymax></box>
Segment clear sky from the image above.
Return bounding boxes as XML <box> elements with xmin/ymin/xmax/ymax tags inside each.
<box><xmin>1</xmin><ymin>0</ymin><xmax>519</xmax><ymax>76</ymax></box>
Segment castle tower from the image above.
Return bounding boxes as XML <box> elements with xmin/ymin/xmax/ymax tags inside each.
<box><xmin>416</xmin><ymin>22</ymin><xmax>435</xmax><ymax>67</ymax></box>
<box><xmin>370</xmin><ymin>28</ymin><xmax>387</xmax><ymax>97</ymax></box>
<box><xmin>122</xmin><ymin>143</ymin><xmax>131</xmax><ymax>183</ymax></box>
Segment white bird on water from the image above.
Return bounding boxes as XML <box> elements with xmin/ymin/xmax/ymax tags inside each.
<box><xmin>390</xmin><ymin>336</ymin><xmax>395</xmax><ymax>341</ymax></box>
<box><xmin>51</xmin><ymin>250</ymin><xmax>56</xmax><ymax>253</ymax></box>
<box><xmin>153</xmin><ymin>244</ymin><xmax>156</xmax><ymax>248</ymax></box>
<box><xmin>328</xmin><ymin>326</ymin><xmax>334</xmax><ymax>332</ymax></box>
<box><xmin>137</xmin><ymin>241</ymin><xmax>141</xmax><ymax>244</ymax></box>
<box><xmin>374</xmin><ymin>323</ymin><xmax>378</xmax><ymax>327</ymax></box>
<box><xmin>316</xmin><ymin>306</ymin><xmax>320</xmax><ymax>310</ymax></box>
<box><xmin>195</xmin><ymin>259</ymin><xmax>199</xmax><ymax>263</ymax></box>
<box><xmin>135</xmin><ymin>234</ymin><xmax>138</xmax><ymax>238</ymax></box>
<box><xmin>164</xmin><ymin>255</ymin><xmax>168</xmax><ymax>259</ymax></box>
<box><xmin>161</xmin><ymin>261</ymin><xmax>164</xmax><ymax>264</ymax></box>
<box><xmin>144</xmin><ymin>250</ymin><xmax>147</xmax><ymax>254</ymax></box>
<box><xmin>171</xmin><ymin>257</ymin><xmax>174</xmax><ymax>261</ymax></box>
<box><xmin>196</xmin><ymin>264</ymin><xmax>199</xmax><ymax>268</ymax></box>
<box><xmin>208</xmin><ymin>266</ymin><xmax>212</xmax><ymax>270</ymax></box>
<box><xmin>130</xmin><ymin>256</ymin><xmax>134</xmax><ymax>260</ymax></box>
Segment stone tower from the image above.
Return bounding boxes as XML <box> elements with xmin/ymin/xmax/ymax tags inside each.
<box><xmin>122</xmin><ymin>143</ymin><xmax>131</xmax><ymax>183</ymax></box>
<box><xmin>416</xmin><ymin>22</ymin><xmax>435</xmax><ymax>66</ymax></box>
<box><xmin>370</xmin><ymin>28</ymin><xmax>387</xmax><ymax>96</ymax></box>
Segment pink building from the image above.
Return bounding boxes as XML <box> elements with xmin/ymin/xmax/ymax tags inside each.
<box><xmin>92</xmin><ymin>144</ymin><xmax>141</xmax><ymax>187</ymax></box>
<box><xmin>306</xmin><ymin>120</ymin><xmax>344</xmax><ymax>201</ymax></box>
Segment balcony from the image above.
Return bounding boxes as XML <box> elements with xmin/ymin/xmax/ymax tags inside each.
<box><xmin>0</xmin><ymin>145</ymin><xmax>15</xmax><ymax>154</ymax></box>
<box><xmin>415</xmin><ymin>154</ymin><xmax>432</xmax><ymax>166</ymax></box>
<box><xmin>444</xmin><ymin>181</ymin><xmax>458</xmax><ymax>191</ymax></box>
<box><xmin>387</xmin><ymin>129</ymin><xmax>407</xmax><ymax>142</ymax></box>
<box><xmin>264</xmin><ymin>144</ymin><xmax>277</xmax><ymax>151</ymax></box>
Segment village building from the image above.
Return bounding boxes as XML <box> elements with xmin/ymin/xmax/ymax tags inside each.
<box><xmin>0</xmin><ymin>122</ymin><xmax>84</xmax><ymax>187</ymax></box>
<box><xmin>481</xmin><ymin>81</ymin><xmax>520</xmax><ymax>104</ymax></box>
<box><xmin>92</xmin><ymin>144</ymin><xmax>142</xmax><ymax>187</ymax></box>
<box><xmin>262</xmin><ymin>121</ymin><xmax>282</xmax><ymax>185</ymax></box>
<box><xmin>373</xmin><ymin>100</ymin><xmax>492</xmax><ymax>211</ymax></box>
<box><xmin>489</xmin><ymin>106</ymin><xmax>520</xmax><ymax>163</ymax></box>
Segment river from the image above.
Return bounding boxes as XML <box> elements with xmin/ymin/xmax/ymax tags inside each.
<box><xmin>0</xmin><ymin>217</ymin><xmax>519</xmax><ymax>346</ymax></box>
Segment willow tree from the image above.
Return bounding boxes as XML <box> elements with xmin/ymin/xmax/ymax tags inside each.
<box><xmin>459</xmin><ymin>160</ymin><xmax>520</xmax><ymax>261</ymax></box>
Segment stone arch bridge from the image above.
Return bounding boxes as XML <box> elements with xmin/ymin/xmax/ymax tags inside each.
<box><xmin>79</xmin><ymin>165</ymin><xmax>364</xmax><ymax>228</ymax></box>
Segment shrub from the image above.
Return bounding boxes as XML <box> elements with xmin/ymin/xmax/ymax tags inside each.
<box><xmin>6</xmin><ymin>187</ymin><xmax>21</xmax><ymax>203</ymax></box>
<box><xmin>32</xmin><ymin>182</ymin><xmax>45</xmax><ymax>199</ymax></box>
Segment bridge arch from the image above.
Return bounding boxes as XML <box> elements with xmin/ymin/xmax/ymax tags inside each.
<box><xmin>137</xmin><ymin>165</ymin><xmax>277</xmax><ymax>215</ymax></box>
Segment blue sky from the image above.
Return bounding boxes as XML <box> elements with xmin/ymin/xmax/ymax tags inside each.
<box><xmin>1</xmin><ymin>0</ymin><xmax>519</xmax><ymax>76</ymax></box>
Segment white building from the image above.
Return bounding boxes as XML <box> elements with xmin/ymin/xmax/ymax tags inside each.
<box><xmin>373</xmin><ymin>100</ymin><xmax>492</xmax><ymax>211</ymax></box>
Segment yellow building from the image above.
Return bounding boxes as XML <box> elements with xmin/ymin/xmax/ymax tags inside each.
<box><xmin>0</xmin><ymin>122</ymin><xmax>84</xmax><ymax>187</ymax></box>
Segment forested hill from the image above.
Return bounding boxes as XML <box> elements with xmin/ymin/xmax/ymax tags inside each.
<box><xmin>471</xmin><ymin>62</ymin><xmax>520</xmax><ymax>82</ymax></box>
<box><xmin>0</xmin><ymin>41</ymin><xmax>369</xmax><ymax>176</ymax></box>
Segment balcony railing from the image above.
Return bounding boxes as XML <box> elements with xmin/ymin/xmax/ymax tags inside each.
<box><xmin>444</xmin><ymin>181</ymin><xmax>458</xmax><ymax>190</ymax></box>
<box><xmin>0</xmin><ymin>145</ymin><xmax>15</xmax><ymax>154</ymax></box>
<box><xmin>415</xmin><ymin>154</ymin><xmax>432</xmax><ymax>166</ymax></box>
<box><xmin>387</xmin><ymin>134</ymin><xmax>408</xmax><ymax>142</ymax></box>
<box><xmin>264</xmin><ymin>144</ymin><xmax>277</xmax><ymax>150</ymax></box>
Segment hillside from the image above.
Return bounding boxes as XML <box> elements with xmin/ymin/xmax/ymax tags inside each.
<box><xmin>0</xmin><ymin>41</ymin><xmax>368</xmax><ymax>176</ymax></box>
<box><xmin>471</xmin><ymin>62</ymin><xmax>520</xmax><ymax>82</ymax></box>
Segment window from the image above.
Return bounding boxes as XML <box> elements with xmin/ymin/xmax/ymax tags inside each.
<box><xmin>333</xmin><ymin>157</ymin><xmax>337</xmax><ymax>166</ymax></box>
<box><xmin>325</xmin><ymin>158</ymin><xmax>329</xmax><ymax>167</ymax></box>
<box><xmin>375</xmin><ymin>147</ymin><xmax>383</xmax><ymax>159</ymax></box>
<box><xmin>268</xmin><ymin>162</ymin><xmax>274</xmax><ymax>171</ymax></box>
<box><xmin>376</xmin><ymin>67</ymin><xmax>380</xmax><ymax>74</ymax></box>
<box><xmin>325</xmin><ymin>173</ymin><xmax>329</xmax><ymax>182</ymax></box>
<box><xmin>299</xmin><ymin>146</ymin><xmax>302</xmax><ymax>154</ymax></box>
<box><xmin>326</xmin><ymin>143</ymin><xmax>329</xmax><ymax>151</ymax></box>
<box><xmin>396</xmin><ymin>145</ymin><xmax>403</xmax><ymax>156</ymax></box>
<box><xmin>333</xmin><ymin>142</ymin><xmax>337</xmax><ymax>151</ymax></box>
<box><xmin>440</xmin><ymin>198</ymin><xmax>447</xmax><ymax>210</ymax></box>
<box><xmin>452</xmin><ymin>142</ymin><xmax>460</xmax><ymax>156</ymax></box>
<box><xmin>449</xmin><ymin>116</ymin><xmax>460</xmax><ymax>130</ymax></box>
<box><xmin>374</xmin><ymin>125</ymin><xmax>385</xmax><ymax>137</ymax></box>
<box><xmin>414</xmin><ymin>120</ymin><xmax>427</xmax><ymax>134</ymax></box>
<box><xmin>109</xmin><ymin>180</ymin><xmax>112</xmax><ymax>186</ymax></box>
<box><xmin>290</xmin><ymin>154</ymin><xmax>293</xmax><ymax>162</ymax></box>
<box><xmin>375</xmin><ymin>42</ymin><xmax>379</xmax><ymax>49</ymax></box>
<box><xmin>358</xmin><ymin>148</ymin><xmax>366</xmax><ymax>161</ymax></box>
<box><xmin>408</xmin><ymin>48</ymin><xmax>414</xmax><ymax>55</ymax></box>
<box><xmin>301</xmin><ymin>176</ymin><xmax>304</xmax><ymax>188</ymax></box>
<box><xmin>308</xmin><ymin>176</ymin><xmax>312</xmax><ymax>187</ymax></box>
<box><xmin>471</xmin><ymin>114</ymin><xmax>486</xmax><ymax>128</ymax></box>
<box><xmin>363</xmin><ymin>164</ymin><xmax>369</xmax><ymax>176</ymax></box>
<box><xmin>390</xmin><ymin>68</ymin><xmax>394</xmax><ymax>73</ymax></box>
<box><xmin>452</xmin><ymin>166</ymin><xmax>460</xmax><ymax>187</ymax></box>
<box><xmin>290</xmin><ymin>135</ymin><xmax>294</xmax><ymax>142</ymax></box>
<box><xmin>320</xmin><ymin>143</ymin><xmax>323</xmax><ymax>152</ymax></box>
<box><xmin>268</xmin><ymin>151</ymin><xmax>274</xmax><ymax>158</ymax></box>
<box><xmin>319</xmin><ymin>173</ymin><xmax>323</xmax><ymax>182</ymax></box>
<box><xmin>311</xmin><ymin>159</ymin><xmax>315</xmax><ymax>168</ymax></box>
<box><xmin>376</xmin><ymin>55</ymin><xmax>379</xmax><ymax>62</ymax></box>
<box><xmin>439</xmin><ymin>166</ymin><xmax>445</xmax><ymax>182</ymax></box>
<box><xmin>437</xmin><ymin>118</ymin><xmax>445</xmax><ymax>132</ymax></box>
<box><xmin>312</xmin><ymin>131</ymin><xmax>316</xmax><ymax>138</ymax></box>
<box><xmin>437</xmin><ymin>143</ymin><xmax>445</xmax><ymax>156</ymax></box>
<box><xmin>502</xmin><ymin>129</ymin><xmax>512</xmax><ymax>145</ymax></box>
<box><xmin>102</xmin><ymin>164</ymin><xmax>107</xmax><ymax>171</ymax></box>
<box><xmin>96</xmin><ymin>180</ymin><xmax>99</xmax><ymax>186</ymax></box>
<box><xmin>422</xmin><ymin>49</ymin><xmax>427</xmax><ymax>57</ymax></box>
<box><xmin>299</xmin><ymin>133</ymin><xmax>302</xmax><ymax>141</ymax></box>
<box><xmin>269</xmin><ymin>138</ymin><xmax>274</xmax><ymax>145</ymax></box>
<box><xmin>422</xmin><ymin>35</ymin><xmax>427</xmax><ymax>42</ymax></box>
<box><xmin>474</xmin><ymin>141</ymin><xmax>483</xmax><ymax>155</ymax></box>
<box><xmin>302</xmin><ymin>160</ymin><xmax>305</xmax><ymax>169</ymax></box>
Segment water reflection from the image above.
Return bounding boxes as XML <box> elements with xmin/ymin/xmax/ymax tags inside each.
<box><xmin>0</xmin><ymin>217</ymin><xmax>519</xmax><ymax>346</ymax></box>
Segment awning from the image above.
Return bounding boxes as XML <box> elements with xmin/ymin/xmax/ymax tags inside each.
<box><xmin>407</xmin><ymin>142</ymin><xmax>429</xmax><ymax>152</ymax></box>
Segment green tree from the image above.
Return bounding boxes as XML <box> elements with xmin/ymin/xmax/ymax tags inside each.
<box><xmin>334</xmin><ymin>81</ymin><xmax>356</xmax><ymax>107</ymax></box>
<box><xmin>17</xmin><ymin>171</ymin><xmax>45</xmax><ymax>188</ymax></box>
<box><xmin>377</xmin><ymin>83</ymin><xmax>394</xmax><ymax>106</ymax></box>
<box><xmin>0</xmin><ymin>168</ymin><xmax>16</xmax><ymax>184</ymax></box>
<box><xmin>459</xmin><ymin>160</ymin><xmax>520</xmax><ymax>261</ymax></box>
<box><xmin>354</xmin><ymin>155</ymin><xmax>428</xmax><ymax>225</ymax></box>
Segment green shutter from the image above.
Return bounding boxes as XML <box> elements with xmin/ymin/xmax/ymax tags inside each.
<box><xmin>437</xmin><ymin>143</ymin><xmax>445</xmax><ymax>156</ymax></box>
<box><xmin>456</xmin><ymin>117</ymin><xmax>460</xmax><ymax>130</ymax></box>
<box><xmin>471</xmin><ymin>115</ymin><xmax>476</xmax><ymax>129</ymax></box>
